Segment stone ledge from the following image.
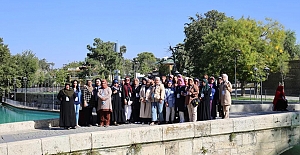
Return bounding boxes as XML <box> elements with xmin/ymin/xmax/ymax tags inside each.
<box><xmin>7</xmin><ymin>139</ymin><xmax>42</xmax><ymax>155</ymax></box>
<box><xmin>162</xmin><ymin>122</ymin><xmax>195</xmax><ymax>141</ymax></box>
<box><xmin>0</xmin><ymin>119</ymin><xmax>59</xmax><ymax>134</ymax></box>
<box><xmin>41</xmin><ymin>135</ymin><xmax>70</xmax><ymax>154</ymax></box>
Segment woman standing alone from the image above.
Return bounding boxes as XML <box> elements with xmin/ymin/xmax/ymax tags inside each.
<box><xmin>72</xmin><ymin>80</ymin><xmax>81</xmax><ymax>127</ymax></box>
<box><xmin>57</xmin><ymin>83</ymin><xmax>76</xmax><ymax>129</ymax></box>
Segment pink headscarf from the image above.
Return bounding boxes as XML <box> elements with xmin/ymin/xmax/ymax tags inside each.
<box><xmin>178</xmin><ymin>78</ymin><xmax>185</xmax><ymax>86</ymax></box>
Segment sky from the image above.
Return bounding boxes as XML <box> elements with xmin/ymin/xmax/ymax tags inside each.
<box><xmin>1</xmin><ymin>0</ymin><xmax>300</xmax><ymax>68</ymax></box>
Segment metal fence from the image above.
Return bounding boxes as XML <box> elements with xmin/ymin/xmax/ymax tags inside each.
<box><xmin>15</xmin><ymin>87</ymin><xmax>63</xmax><ymax>93</ymax></box>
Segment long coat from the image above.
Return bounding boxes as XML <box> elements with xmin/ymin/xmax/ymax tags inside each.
<box><xmin>185</xmin><ymin>84</ymin><xmax>199</xmax><ymax>105</ymax></box>
<box><xmin>97</xmin><ymin>87</ymin><xmax>112</xmax><ymax>112</ymax></box>
<box><xmin>111</xmin><ymin>86</ymin><xmax>126</xmax><ymax>123</ymax></box>
<box><xmin>57</xmin><ymin>90</ymin><xmax>76</xmax><ymax>127</ymax></box>
<box><xmin>139</xmin><ymin>85</ymin><xmax>153</xmax><ymax>118</ymax></box>
<box><xmin>219</xmin><ymin>81</ymin><xmax>232</xmax><ymax>106</ymax></box>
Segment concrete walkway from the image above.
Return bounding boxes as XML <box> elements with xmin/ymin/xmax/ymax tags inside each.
<box><xmin>0</xmin><ymin>111</ymin><xmax>294</xmax><ymax>144</ymax></box>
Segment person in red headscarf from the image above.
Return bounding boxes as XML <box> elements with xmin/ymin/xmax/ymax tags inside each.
<box><xmin>272</xmin><ymin>85</ymin><xmax>288</xmax><ymax>111</ymax></box>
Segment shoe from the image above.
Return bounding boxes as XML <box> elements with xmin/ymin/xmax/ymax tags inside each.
<box><xmin>76</xmin><ymin>125</ymin><xmax>81</xmax><ymax>128</ymax></box>
<box><xmin>97</xmin><ymin>125</ymin><xmax>103</xmax><ymax>127</ymax></box>
<box><xmin>150</xmin><ymin>122</ymin><xmax>155</xmax><ymax>126</ymax></box>
<box><xmin>88</xmin><ymin>124</ymin><xmax>92</xmax><ymax>127</ymax></box>
<box><xmin>114</xmin><ymin>122</ymin><xmax>119</xmax><ymax>126</ymax></box>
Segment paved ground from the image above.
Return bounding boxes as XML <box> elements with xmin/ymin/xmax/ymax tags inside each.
<box><xmin>0</xmin><ymin>111</ymin><xmax>294</xmax><ymax>144</ymax></box>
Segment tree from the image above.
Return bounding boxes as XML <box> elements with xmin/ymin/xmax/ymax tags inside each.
<box><xmin>203</xmin><ymin>17</ymin><xmax>287</xmax><ymax>95</ymax></box>
<box><xmin>169</xmin><ymin>43</ymin><xmax>190</xmax><ymax>74</ymax></box>
<box><xmin>184</xmin><ymin>10</ymin><xmax>228</xmax><ymax>77</ymax></box>
<box><xmin>87</xmin><ymin>38</ymin><xmax>122</xmax><ymax>80</ymax></box>
<box><xmin>135</xmin><ymin>52</ymin><xmax>157</xmax><ymax>75</ymax></box>
<box><xmin>13</xmin><ymin>50</ymin><xmax>39</xmax><ymax>87</ymax></box>
<box><xmin>283</xmin><ymin>30</ymin><xmax>300</xmax><ymax>60</ymax></box>
<box><xmin>0</xmin><ymin>38</ymin><xmax>17</xmax><ymax>95</ymax></box>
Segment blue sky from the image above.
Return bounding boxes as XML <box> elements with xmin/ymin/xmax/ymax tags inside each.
<box><xmin>1</xmin><ymin>0</ymin><xmax>299</xmax><ymax>68</ymax></box>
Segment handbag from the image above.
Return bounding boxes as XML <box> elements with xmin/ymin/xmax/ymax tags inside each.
<box><xmin>191</xmin><ymin>98</ymin><xmax>200</xmax><ymax>107</ymax></box>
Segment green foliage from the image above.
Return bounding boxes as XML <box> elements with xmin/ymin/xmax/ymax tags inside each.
<box><xmin>169</xmin><ymin>43</ymin><xmax>189</xmax><ymax>74</ymax></box>
<box><xmin>135</xmin><ymin>52</ymin><xmax>157</xmax><ymax>75</ymax></box>
<box><xmin>184</xmin><ymin>10</ymin><xmax>227</xmax><ymax>77</ymax></box>
<box><xmin>283</xmin><ymin>30</ymin><xmax>300</xmax><ymax>60</ymax></box>
<box><xmin>86</xmin><ymin>38</ymin><xmax>122</xmax><ymax>80</ymax></box>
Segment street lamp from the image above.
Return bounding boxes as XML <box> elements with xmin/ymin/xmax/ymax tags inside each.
<box><xmin>133</xmin><ymin>58</ymin><xmax>139</xmax><ymax>79</ymax></box>
<box><xmin>52</xmin><ymin>76</ymin><xmax>56</xmax><ymax>110</ymax></box>
<box><xmin>23</xmin><ymin>77</ymin><xmax>27</xmax><ymax>106</ymax></box>
<box><xmin>13</xmin><ymin>78</ymin><xmax>16</xmax><ymax>100</ymax></box>
<box><xmin>234</xmin><ymin>49</ymin><xmax>241</xmax><ymax>99</ymax></box>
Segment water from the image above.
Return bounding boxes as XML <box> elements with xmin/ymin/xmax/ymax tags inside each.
<box><xmin>0</xmin><ymin>103</ymin><xmax>59</xmax><ymax>124</ymax></box>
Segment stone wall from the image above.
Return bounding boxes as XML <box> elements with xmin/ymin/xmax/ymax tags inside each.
<box><xmin>1</xmin><ymin>112</ymin><xmax>300</xmax><ymax>155</ymax></box>
<box><xmin>264</xmin><ymin>60</ymin><xmax>300</xmax><ymax>96</ymax></box>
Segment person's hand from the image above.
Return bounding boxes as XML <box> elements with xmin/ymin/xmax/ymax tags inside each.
<box><xmin>113</xmin><ymin>90</ymin><xmax>117</xmax><ymax>94</ymax></box>
<box><xmin>60</xmin><ymin>97</ymin><xmax>62</xmax><ymax>101</ymax></box>
<box><xmin>124</xmin><ymin>99</ymin><xmax>128</xmax><ymax>105</ymax></box>
<box><xmin>159</xmin><ymin>99</ymin><xmax>163</xmax><ymax>104</ymax></box>
<box><xmin>165</xmin><ymin>102</ymin><xmax>169</xmax><ymax>107</ymax></box>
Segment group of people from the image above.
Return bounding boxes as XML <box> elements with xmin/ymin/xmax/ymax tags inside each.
<box><xmin>57</xmin><ymin>73</ymin><xmax>233</xmax><ymax>129</ymax></box>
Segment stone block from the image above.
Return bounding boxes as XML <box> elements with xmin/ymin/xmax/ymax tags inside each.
<box><xmin>291</xmin><ymin>112</ymin><xmax>300</xmax><ymax>126</ymax></box>
<box><xmin>0</xmin><ymin>143</ymin><xmax>7</xmax><ymax>155</ymax></box>
<box><xmin>194</xmin><ymin>121</ymin><xmax>211</xmax><ymax>137</ymax></box>
<box><xmin>131</xmin><ymin>125</ymin><xmax>162</xmax><ymax>144</ymax></box>
<box><xmin>0</xmin><ymin>121</ymin><xmax>35</xmax><ymax>133</ymax></box>
<box><xmin>41</xmin><ymin>135</ymin><xmax>70</xmax><ymax>154</ymax></box>
<box><xmin>69</xmin><ymin>132</ymin><xmax>92</xmax><ymax>152</ymax></box>
<box><xmin>178</xmin><ymin>140</ymin><xmax>192</xmax><ymax>155</ymax></box>
<box><xmin>138</xmin><ymin>143</ymin><xmax>165</xmax><ymax>155</ymax></box>
<box><xmin>236</xmin><ymin>144</ymin><xmax>255</xmax><ymax>154</ymax></box>
<box><xmin>162</xmin><ymin>123</ymin><xmax>194</xmax><ymax>141</ymax></box>
<box><xmin>92</xmin><ymin>129</ymin><xmax>131</xmax><ymax>149</ymax></box>
<box><xmin>273</xmin><ymin>113</ymin><xmax>292</xmax><ymax>128</ymax></box>
<box><xmin>7</xmin><ymin>139</ymin><xmax>42</xmax><ymax>155</ymax></box>
<box><xmin>253</xmin><ymin>115</ymin><xmax>274</xmax><ymax>130</ymax></box>
<box><xmin>256</xmin><ymin>128</ymin><xmax>282</xmax><ymax>144</ymax></box>
<box><xmin>233</xmin><ymin>117</ymin><xmax>254</xmax><ymax>132</ymax></box>
<box><xmin>242</xmin><ymin>132</ymin><xmax>256</xmax><ymax>145</ymax></box>
<box><xmin>275</xmin><ymin>140</ymin><xmax>290</xmax><ymax>154</ymax></box>
<box><xmin>164</xmin><ymin>141</ymin><xmax>178</xmax><ymax>155</ymax></box>
<box><xmin>210</xmin><ymin>119</ymin><xmax>233</xmax><ymax>135</ymax></box>
<box><xmin>258</xmin><ymin>142</ymin><xmax>276</xmax><ymax>150</ymax></box>
<box><xmin>192</xmin><ymin>138</ymin><xmax>203</xmax><ymax>154</ymax></box>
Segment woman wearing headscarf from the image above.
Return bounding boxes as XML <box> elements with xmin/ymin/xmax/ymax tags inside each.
<box><xmin>219</xmin><ymin>74</ymin><xmax>232</xmax><ymax>119</ymax></box>
<box><xmin>175</xmin><ymin>78</ymin><xmax>187</xmax><ymax>123</ymax></box>
<box><xmin>273</xmin><ymin>85</ymin><xmax>288</xmax><ymax>111</ymax></box>
<box><xmin>139</xmin><ymin>78</ymin><xmax>153</xmax><ymax>124</ymax></box>
<box><xmin>71</xmin><ymin>80</ymin><xmax>81</xmax><ymax>127</ymax></box>
<box><xmin>165</xmin><ymin>80</ymin><xmax>176</xmax><ymax>123</ymax></box>
<box><xmin>198</xmin><ymin>79</ymin><xmax>212</xmax><ymax>121</ymax></box>
<box><xmin>150</xmin><ymin>77</ymin><xmax>165</xmax><ymax>125</ymax></box>
<box><xmin>185</xmin><ymin>78</ymin><xmax>199</xmax><ymax>122</ymax></box>
<box><xmin>97</xmin><ymin>79</ymin><xmax>112</xmax><ymax>127</ymax></box>
<box><xmin>57</xmin><ymin>83</ymin><xmax>76</xmax><ymax>129</ymax></box>
<box><xmin>82</xmin><ymin>79</ymin><xmax>94</xmax><ymax>127</ymax></box>
<box><xmin>111</xmin><ymin>79</ymin><xmax>126</xmax><ymax>125</ymax></box>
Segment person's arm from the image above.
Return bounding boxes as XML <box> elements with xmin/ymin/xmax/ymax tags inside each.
<box><xmin>227</xmin><ymin>82</ymin><xmax>232</xmax><ymax>93</ymax></box>
<box><xmin>57</xmin><ymin>90</ymin><xmax>63</xmax><ymax>101</ymax></box>
<box><xmin>160</xmin><ymin>84</ymin><xmax>166</xmax><ymax>101</ymax></box>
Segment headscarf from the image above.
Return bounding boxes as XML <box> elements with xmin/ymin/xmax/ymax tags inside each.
<box><xmin>62</xmin><ymin>83</ymin><xmax>74</xmax><ymax>97</ymax></box>
<box><xmin>178</xmin><ymin>78</ymin><xmax>185</xmax><ymax>86</ymax></box>
<box><xmin>167</xmin><ymin>80</ymin><xmax>173</xmax><ymax>88</ymax></box>
<box><xmin>201</xmin><ymin>79</ymin><xmax>210</xmax><ymax>92</ymax></box>
<box><xmin>101</xmin><ymin>79</ymin><xmax>108</xmax><ymax>89</ymax></box>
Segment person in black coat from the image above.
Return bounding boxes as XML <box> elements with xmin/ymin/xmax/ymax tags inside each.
<box><xmin>175</xmin><ymin>79</ymin><xmax>187</xmax><ymax>123</ymax></box>
<box><xmin>57</xmin><ymin>83</ymin><xmax>76</xmax><ymax>129</ymax></box>
<box><xmin>198</xmin><ymin>79</ymin><xmax>212</xmax><ymax>121</ymax></box>
<box><xmin>131</xmin><ymin>78</ymin><xmax>142</xmax><ymax>123</ymax></box>
<box><xmin>111</xmin><ymin>79</ymin><xmax>126</xmax><ymax>125</ymax></box>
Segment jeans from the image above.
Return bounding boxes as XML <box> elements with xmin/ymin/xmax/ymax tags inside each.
<box><xmin>151</xmin><ymin>102</ymin><xmax>164</xmax><ymax>122</ymax></box>
<box><xmin>74</xmin><ymin>104</ymin><xmax>80</xmax><ymax>125</ymax></box>
<box><xmin>166</xmin><ymin>107</ymin><xmax>175</xmax><ymax>122</ymax></box>
<box><xmin>179</xmin><ymin>111</ymin><xmax>185</xmax><ymax>123</ymax></box>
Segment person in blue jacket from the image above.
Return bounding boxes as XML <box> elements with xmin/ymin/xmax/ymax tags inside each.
<box><xmin>165</xmin><ymin>80</ymin><xmax>176</xmax><ymax>124</ymax></box>
<box><xmin>209</xmin><ymin>77</ymin><xmax>216</xmax><ymax>119</ymax></box>
<box><xmin>72</xmin><ymin>80</ymin><xmax>81</xmax><ymax>127</ymax></box>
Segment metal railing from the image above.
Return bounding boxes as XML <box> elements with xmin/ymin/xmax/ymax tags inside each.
<box><xmin>2</xmin><ymin>98</ymin><xmax>60</xmax><ymax>111</ymax></box>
